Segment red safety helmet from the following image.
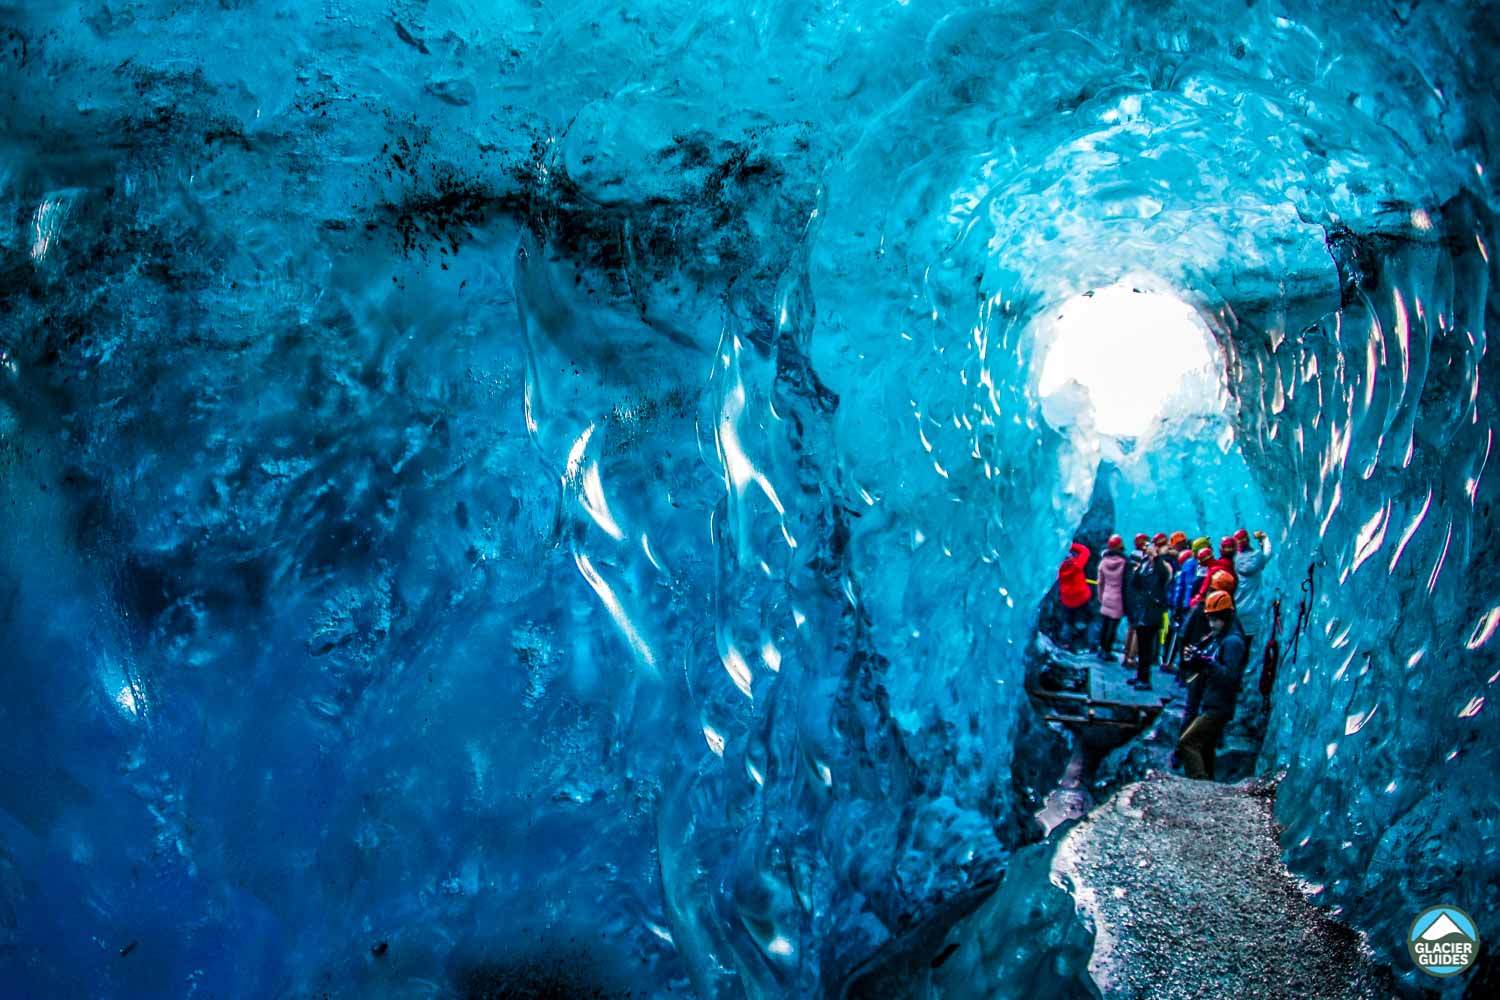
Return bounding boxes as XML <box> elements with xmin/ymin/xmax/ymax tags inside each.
<box><xmin>1219</xmin><ymin>535</ymin><xmax>1237</xmax><ymax>556</ymax></box>
<box><xmin>1152</xmin><ymin>532</ymin><xmax>1169</xmax><ymax>547</ymax></box>
<box><xmin>1234</xmin><ymin>528</ymin><xmax>1250</xmax><ymax>545</ymax></box>
<box><xmin>1134</xmin><ymin>532</ymin><xmax>1150</xmax><ymax>549</ymax></box>
<box><xmin>1196</xmin><ymin>547</ymin><xmax>1213</xmax><ymax>565</ymax></box>
<box><xmin>1107</xmin><ymin>534</ymin><xmax>1124</xmax><ymax>551</ymax></box>
<box><xmin>1178</xmin><ymin>550</ymin><xmax>1194</xmax><ymax>565</ymax></box>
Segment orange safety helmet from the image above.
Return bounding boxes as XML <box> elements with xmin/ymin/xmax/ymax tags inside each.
<box><xmin>1205</xmin><ymin>590</ymin><xmax>1235</xmax><ymax>614</ymax></box>
<box><xmin>1210</xmin><ymin>570</ymin><xmax>1237</xmax><ymax>593</ymax></box>
<box><xmin>1169</xmin><ymin>531</ymin><xmax>1187</xmax><ymax>548</ymax></box>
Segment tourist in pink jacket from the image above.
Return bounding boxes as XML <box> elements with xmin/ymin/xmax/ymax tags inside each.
<box><xmin>1096</xmin><ymin>535</ymin><xmax>1129</xmax><ymax>660</ymax></box>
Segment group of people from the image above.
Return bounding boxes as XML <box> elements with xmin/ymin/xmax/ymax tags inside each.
<box><xmin>1055</xmin><ymin>527</ymin><xmax>1274</xmax><ymax>780</ymax></box>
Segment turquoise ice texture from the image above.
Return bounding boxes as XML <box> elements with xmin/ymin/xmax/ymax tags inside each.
<box><xmin>0</xmin><ymin>0</ymin><xmax>1495</xmax><ymax>997</ymax></box>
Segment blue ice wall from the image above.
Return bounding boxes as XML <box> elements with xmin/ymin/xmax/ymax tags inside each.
<box><xmin>1</xmin><ymin>1</ymin><xmax>1496</xmax><ymax>997</ymax></box>
<box><xmin>1230</xmin><ymin>198</ymin><xmax>1500</xmax><ymax>992</ymax></box>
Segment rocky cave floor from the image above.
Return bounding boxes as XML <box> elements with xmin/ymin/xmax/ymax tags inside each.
<box><xmin>846</xmin><ymin>758</ymin><xmax>1402</xmax><ymax>999</ymax></box>
<box><xmin>1057</xmin><ymin>773</ymin><xmax>1397</xmax><ymax>1000</ymax></box>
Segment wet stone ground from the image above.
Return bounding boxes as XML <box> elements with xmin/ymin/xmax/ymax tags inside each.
<box><xmin>1055</xmin><ymin>774</ymin><xmax>1399</xmax><ymax>999</ymax></box>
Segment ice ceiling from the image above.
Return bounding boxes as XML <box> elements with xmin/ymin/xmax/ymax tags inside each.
<box><xmin>0</xmin><ymin>1</ymin><xmax>1496</xmax><ymax>997</ymax></box>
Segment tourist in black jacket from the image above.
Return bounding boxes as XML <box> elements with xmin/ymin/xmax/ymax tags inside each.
<box><xmin>1127</xmin><ymin>540</ymin><xmax>1172</xmax><ymax>688</ymax></box>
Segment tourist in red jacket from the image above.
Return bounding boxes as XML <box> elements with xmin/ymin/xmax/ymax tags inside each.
<box><xmin>1057</xmin><ymin>541</ymin><xmax>1092</xmax><ymax>652</ymax></box>
<box><xmin>1192</xmin><ymin>535</ymin><xmax>1239</xmax><ymax>605</ymax></box>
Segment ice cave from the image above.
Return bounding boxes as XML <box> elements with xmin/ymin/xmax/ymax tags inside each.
<box><xmin>0</xmin><ymin>1</ymin><xmax>1495</xmax><ymax>997</ymax></box>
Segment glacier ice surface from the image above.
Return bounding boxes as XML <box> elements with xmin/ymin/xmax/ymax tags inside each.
<box><xmin>0</xmin><ymin>1</ymin><xmax>1496</xmax><ymax>997</ymax></box>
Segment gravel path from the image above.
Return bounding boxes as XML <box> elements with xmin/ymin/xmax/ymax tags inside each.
<box><xmin>1054</xmin><ymin>774</ymin><xmax>1398</xmax><ymax>999</ymax></box>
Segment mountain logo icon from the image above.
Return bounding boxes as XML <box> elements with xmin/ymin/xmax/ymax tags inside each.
<box><xmin>1420</xmin><ymin>914</ymin><xmax>1465</xmax><ymax>941</ymax></box>
<box><xmin>1407</xmin><ymin>905</ymin><xmax>1480</xmax><ymax>978</ymax></box>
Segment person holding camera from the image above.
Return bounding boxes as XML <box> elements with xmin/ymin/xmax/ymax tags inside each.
<box><xmin>1232</xmin><ymin>527</ymin><xmax>1273</xmax><ymax>618</ymax></box>
<box><xmin>1176</xmin><ymin>589</ymin><xmax>1249</xmax><ymax>780</ymax></box>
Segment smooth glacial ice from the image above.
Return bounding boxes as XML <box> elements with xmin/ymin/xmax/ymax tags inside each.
<box><xmin>0</xmin><ymin>1</ymin><xmax>1495</xmax><ymax>997</ymax></box>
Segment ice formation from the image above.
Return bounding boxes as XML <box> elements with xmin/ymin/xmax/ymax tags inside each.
<box><xmin>0</xmin><ymin>1</ymin><xmax>1494</xmax><ymax>997</ymax></box>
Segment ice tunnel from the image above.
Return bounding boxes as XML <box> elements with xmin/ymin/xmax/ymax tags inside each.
<box><xmin>0</xmin><ymin>1</ymin><xmax>1496</xmax><ymax>997</ymax></box>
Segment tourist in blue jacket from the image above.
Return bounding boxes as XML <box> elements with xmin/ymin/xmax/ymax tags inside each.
<box><xmin>1164</xmin><ymin>548</ymin><xmax>1198</xmax><ymax>663</ymax></box>
<box><xmin>1168</xmin><ymin>547</ymin><xmax>1199</xmax><ymax>611</ymax></box>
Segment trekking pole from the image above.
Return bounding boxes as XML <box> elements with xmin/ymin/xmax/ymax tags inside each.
<box><xmin>1260</xmin><ymin>597</ymin><xmax>1282</xmax><ymax>711</ymax></box>
<box><xmin>1287</xmin><ymin>562</ymin><xmax>1316</xmax><ymax>666</ymax></box>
